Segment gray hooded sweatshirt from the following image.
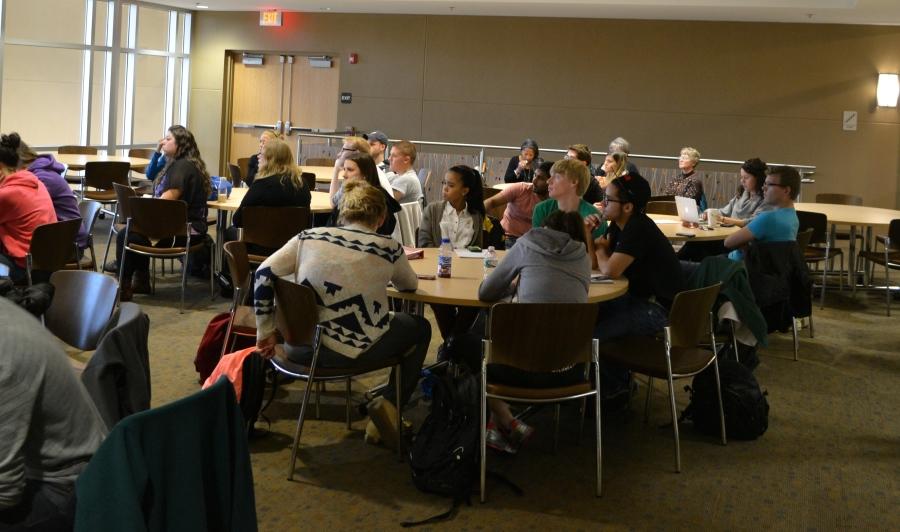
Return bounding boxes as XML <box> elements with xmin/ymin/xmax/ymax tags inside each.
<box><xmin>479</xmin><ymin>227</ymin><xmax>590</xmax><ymax>303</ymax></box>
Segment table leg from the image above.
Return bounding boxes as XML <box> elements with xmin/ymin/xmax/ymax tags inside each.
<box><xmin>214</xmin><ymin>209</ymin><xmax>227</xmax><ymax>274</ymax></box>
<box><xmin>849</xmin><ymin>225</ymin><xmax>857</xmax><ymax>294</ymax></box>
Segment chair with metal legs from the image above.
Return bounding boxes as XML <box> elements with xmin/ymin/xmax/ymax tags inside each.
<box><xmin>480</xmin><ymin>302</ymin><xmax>601</xmax><ymax>501</ymax></box>
<box><xmin>268</xmin><ymin>277</ymin><xmax>407</xmax><ymax>480</ymax></box>
<box><xmin>596</xmin><ymin>283</ymin><xmax>726</xmax><ymax>474</ymax></box>
<box><xmin>25</xmin><ymin>219</ymin><xmax>83</xmax><ymax>286</ymax></box>
<box><xmin>856</xmin><ymin>219</ymin><xmax>900</xmax><ymax>316</ymax></box>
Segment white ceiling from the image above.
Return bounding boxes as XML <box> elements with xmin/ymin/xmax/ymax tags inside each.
<box><xmin>159</xmin><ymin>0</ymin><xmax>900</xmax><ymax>25</ymax></box>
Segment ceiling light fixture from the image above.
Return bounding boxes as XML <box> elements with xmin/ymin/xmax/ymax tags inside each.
<box><xmin>196</xmin><ymin>3</ymin><xmax>209</xmax><ymax>9</ymax></box>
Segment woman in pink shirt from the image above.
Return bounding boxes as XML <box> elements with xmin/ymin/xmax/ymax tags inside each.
<box><xmin>483</xmin><ymin>161</ymin><xmax>551</xmax><ymax>248</ymax></box>
<box><xmin>0</xmin><ymin>133</ymin><xmax>56</xmax><ymax>283</ymax></box>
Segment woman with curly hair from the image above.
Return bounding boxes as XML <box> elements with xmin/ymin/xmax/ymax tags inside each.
<box><xmin>118</xmin><ymin>125</ymin><xmax>211</xmax><ymax>301</ymax></box>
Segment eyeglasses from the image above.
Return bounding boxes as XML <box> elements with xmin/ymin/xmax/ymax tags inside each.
<box><xmin>340</xmin><ymin>147</ymin><xmax>358</xmax><ymax>152</ymax></box>
<box><xmin>763</xmin><ymin>181</ymin><xmax>787</xmax><ymax>188</ymax></box>
<box><xmin>602</xmin><ymin>197</ymin><xmax>624</xmax><ymax>205</ymax></box>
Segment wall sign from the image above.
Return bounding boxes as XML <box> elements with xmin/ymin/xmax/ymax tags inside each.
<box><xmin>340</xmin><ymin>92</ymin><xmax>352</xmax><ymax>104</ymax></box>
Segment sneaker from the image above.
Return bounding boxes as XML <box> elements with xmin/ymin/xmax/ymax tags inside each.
<box><xmin>485</xmin><ymin>421</ymin><xmax>516</xmax><ymax>454</ymax></box>
<box><xmin>133</xmin><ymin>271</ymin><xmax>152</xmax><ymax>294</ymax></box>
<box><xmin>506</xmin><ymin>419</ymin><xmax>535</xmax><ymax>449</ymax></box>
<box><xmin>103</xmin><ymin>260</ymin><xmax>119</xmax><ymax>274</ymax></box>
<box><xmin>367</xmin><ymin>397</ymin><xmax>399</xmax><ymax>451</ymax></box>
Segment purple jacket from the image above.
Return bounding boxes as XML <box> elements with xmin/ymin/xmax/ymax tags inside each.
<box><xmin>28</xmin><ymin>154</ymin><xmax>89</xmax><ymax>248</ymax></box>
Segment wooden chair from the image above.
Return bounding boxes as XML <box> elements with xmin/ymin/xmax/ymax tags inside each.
<box><xmin>300</xmin><ymin>172</ymin><xmax>316</xmax><ymax>192</ymax></box>
<box><xmin>815</xmin><ymin>193</ymin><xmax>864</xmax><ymax>244</ymax></box>
<box><xmin>596</xmin><ymin>283</ymin><xmax>726</xmax><ymax>473</ymax></box>
<box><xmin>128</xmin><ymin>148</ymin><xmax>155</xmax><ymax>160</ymax></box>
<box><xmin>268</xmin><ymin>277</ymin><xmax>406</xmax><ymax>479</ymax></box>
<box><xmin>481</xmin><ymin>303</ymin><xmax>601</xmax><ymax>500</ymax></box>
<box><xmin>305</xmin><ymin>157</ymin><xmax>334</xmax><ymax>167</ymax></box>
<box><xmin>646</xmin><ymin>201</ymin><xmax>678</xmax><ymax>216</ymax></box>
<box><xmin>26</xmin><ymin>218</ymin><xmax>83</xmax><ymax>286</ymax></box>
<box><xmin>228</xmin><ymin>163</ymin><xmax>243</xmax><ymax>188</ymax></box>
<box><xmin>797</xmin><ymin>210</ymin><xmax>843</xmax><ymax>308</ymax></box>
<box><xmin>221</xmin><ymin>241</ymin><xmax>256</xmax><ymax>359</ymax></box>
<box><xmin>44</xmin><ymin>270</ymin><xmax>119</xmax><ymax>351</ymax></box>
<box><xmin>482</xmin><ymin>187</ymin><xmax>506</xmax><ymax>220</ymax></box>
<box><xmin>81</xmin><ymin>161</ymin><xmax>130</xmax><ymax>210</ymax></box>
<box><xmin>128</xmin><ymin>148</ymin><xmax>156</xmax><ymax>189</ymax></box>
<box><xmin>237</xmin><ymin>157</ymin><xmax>251</xmax><ymax>182</ymax></box>
<box><xmin>59</xmin><ymin>145</ymin><xmax>98</xmax><ymax>184</ymax></box>
<box><xmin>649</xmin><ymin>194</ymin><xmax>676</xmax><ymax>202</ymax></box>
<box><xmin>102</xmin><ymin>183</ymin><xmax>138</xmax><ymax>270</ymax></box>
<box><xmin>241</xmin><ymin>206</ymin><xmax>310</xmax><ymax>263</ymax></box>
<box><xmin>856</xmin><ymin>219</ymin><xmax>900</xmax><ymax>316</ymax></box>
<box><xmin>66</xmin><ymin>200</ymin><xmax>103</xmax><ymax>271</ymax></box>
<box><xmin>118</xmin><ymin>197</ymin><xmax>214</xmax><ymax>312</ymax></box>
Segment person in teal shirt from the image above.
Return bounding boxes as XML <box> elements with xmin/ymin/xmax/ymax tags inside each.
<box><xmin>532</xmin><ymin>158</ymin><xmax>607</xmax><ymax>240</ymax></box>
<box><xmin>725</xmin><ymin>165</ymin><xmax>801</xmax><ymax>261</ymax></box>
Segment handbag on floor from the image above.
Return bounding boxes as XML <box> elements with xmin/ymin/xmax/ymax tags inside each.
<box><xmin>194</xmin><ymin>312</ymin><xmax>254</xmax><ymax>383</ymax></box>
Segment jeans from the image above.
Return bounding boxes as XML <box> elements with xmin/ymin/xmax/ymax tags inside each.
<box><xmin>0</xmin><ymin>479</ymin><xmax>76</xmax><ymax>531</ymax></box>
<box><xmin>117</xmin><ymin>231</ymin><xmax>206</xmax><ymax>283</ymax></box>
<box><xmin>286</xmin><ymin>313</ymin><xmax>431</xmax><ymax>407</ymax></box>
<box><xmin>594</xmin><ymin>293</ymin><xmax>669</xmax><ymax>397</ymax></box>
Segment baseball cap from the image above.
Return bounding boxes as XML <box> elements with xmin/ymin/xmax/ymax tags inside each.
<box><xmin>616</xmin><ymin>171</ymin><xmax>651</xmax><ymax>212</ymax></box>
<box><xmin>367</xmin><ymin>131</ymin><xmax>388</xmax><ymax>144</ymax></box>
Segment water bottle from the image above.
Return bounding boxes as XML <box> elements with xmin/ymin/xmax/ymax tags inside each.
<box><xmin>482</xmin><ymin>246</ymin><xmax>497</xmax><ymax>277</ymax></box>
<box><xmin>217</xmin><ymin>178</ymin><xmax>228</xmax><ymax>202</ymax></box>
<box><xmin>437</xmin><ymin>238</ymin><xmax>453</xmax><ymax>278</ymax></box>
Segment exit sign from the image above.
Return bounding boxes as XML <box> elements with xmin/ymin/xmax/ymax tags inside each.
<box><xmin>259</xmin><ymin>10</ymin><xmax>282</xmax><ymax>27</ymax></box>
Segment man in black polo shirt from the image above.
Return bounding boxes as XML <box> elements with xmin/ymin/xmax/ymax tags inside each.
<box><xmin>591</xmin><ymin>171</ymin><xmax>682</xmax><ymax>341</ymax></box>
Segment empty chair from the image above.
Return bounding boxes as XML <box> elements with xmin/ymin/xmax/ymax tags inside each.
<box><xmin>797</xmin><ymin>210</ymin><xmax>843</xmax><ymax>308</ymax></box>
<box><xmin>128</xmin><ymin>148</ymin><xmax>156</xmax><ymax>189</ymax></box>
<box><xmin>74</xmin><ymin>378</ymin><xmax>258</xmax><ymax>531</ymax></box>
<box><xmin>228</xmin><ymin>163</ymin><xmax>243</xmax><ymax>188</ymax></box>
<box><xmin>596</xmin><ymin>283</ymin><xmax>726</xmax><ymax>473</ymax></box>
<box><xmin>221</xmin><ymin>241</ymin><xmax>256</xmax><ymax>359</ymax></box>
<box><xmin>482</xmin><ymin>187</ymin><xmax>506</xmax><ymax>220</ymax></box>
<box><xmin>649</xmin><ymin>194</ymin><xmax>676</xmax><ymax>202</ymax></box>
<box><xmin>81</xmin><ymin>160</ymin><xmax>130</xmax><ymax>209</ymax></box>
<box><xmin>268</xmin><ymin>277</ymin><xmax>406</xmax><ymax>479</ymax></box>
<box><xmin>58</xmin><ymin>145</ymin><xmax>98</xmax><ymax>184</ymax></box>
<box><xmin>396</xmin><ymin>201</ymin><xmax>423</xmax><ymax>247</ymax></box>
<box><xmin>300</xmin><ymin>171</ymin><xmax>316</xmax><ymax>192</ymax></box>
<box><xmin>127</xmin><ymin>148</ymin><xmax>155</xmax><ymax>160</ymax></box>
<box><xmin>45</xmin><ymin>270</ymin><xmax>119</xmax><ymax>351</ymax></box>
<box><xmin>480</xmin><ymin>302</ymin><xmax>601</xmax><ymax>501</ymax></box>
<box><xmin>856</xmin><ymin>219</ymin><xmax>900</xmax><ymax>316</ymax></box>
<box><xmin>305</xmin><ymin>157</ymin><xmax>335</xmax><ymax>167</ymax></box>
<box><xmin>646</xmin><ymin>201</ymin><xmax>678</xmax><ymax>216</ymax></box>
<box><xmin>237</xmin><ymin>157</ymin><xmax>251</xmax><ymax>181</ymax></box>
<box><xmin>26</xmin><ymin>218</ymin><xmax>83</xmax><ymax>286</ymax></box>
<box><xmin>241</xmin><ymin>206</ymin><xmax>310</xmax><ymax>263</ymax></box>
<box><xmin>102</xmin><ymin>183</ymin><xmax>138</xmax><ymax>269</ymax></box>
<box><xmin>118</xmin><ymin>197</ymin><xmax>214</xmax><ymax>312</ymax></box>
<box><xmin>815</xmin><ymin>193</ymin><xmax>864</xmax><ymax>244</ymax></box>
<box><xmin>67</xmin><ymin>200</ymin><xmax>103</xmax><ymax>270</ymax></box>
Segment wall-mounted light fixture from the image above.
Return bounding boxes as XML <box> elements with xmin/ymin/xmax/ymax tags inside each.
<box><xmin>876</xmin><ymin>73</ymin><xmax>899</xmax><ymax>108</ymax></box>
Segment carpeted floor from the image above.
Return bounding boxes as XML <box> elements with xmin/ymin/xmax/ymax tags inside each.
<box><xmin>85</xmin><ymin>226</ymin><xmax>900</xmax><ymax>531</ymax></box>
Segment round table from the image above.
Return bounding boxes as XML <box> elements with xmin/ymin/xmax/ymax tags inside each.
<box><xmin>48</xmin><ymin>153</ymin><xmax>151</xmax><ymax>172</ymax></box>
<box><xmin>794</xmin><ymin>202</ymin><xmax>900</xmax><ymax>290</ymax></box>
<box><xmin>649</xmin><ymin>214</ymin><xmax>740</xmax><ymax>242</ymax></box>
<box><xmin>386</xmin><ymin>248</ymin><xmax>628</xmax><ymax>307</ymax></box>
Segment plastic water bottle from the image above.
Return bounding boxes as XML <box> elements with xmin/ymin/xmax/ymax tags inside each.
<box><xmin>217</xmin><ymin>178</ymin><xmax>228</xmax><ymax>202</ymax></box>
<box><xmin>437</xmin><ymin>237</ymin><xmax>453</xmax><ymax>278</ymax></box>
<box><xmin>482</xmin><ymin>246</ymin><xmax>497</xmax><ymax>277</ymax></box>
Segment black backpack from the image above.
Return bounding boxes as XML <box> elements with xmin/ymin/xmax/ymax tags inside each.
<box><xmin>682</xmin><ymin>359</ymin><xmax>769</xmax><ymax>440</ymax></box>
<box><xmin>404</xmin><ymin>371</ymin><xmax>481</xmax><ymax>526</ymax></box>
<box><xmin>239</xmin><ymin>351</ymin><xmax>268</xmax><ymax>438</ymax></box>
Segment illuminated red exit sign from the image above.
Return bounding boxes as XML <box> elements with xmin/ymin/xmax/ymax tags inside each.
<box><xmin>259</xmin><ymin>10</ymin><xmax>282</xmax><ymax>27</ymax></box>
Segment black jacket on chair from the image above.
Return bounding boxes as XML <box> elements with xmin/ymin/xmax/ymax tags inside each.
<box><xmin>743</xmin><ymin>240</ymin><xmax>812</xmax><ymax>332</ymax></box>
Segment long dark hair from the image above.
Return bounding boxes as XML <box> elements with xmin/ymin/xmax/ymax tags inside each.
<box><xmin>448</xmin><ymin>165</ymin><xmax>485</xmax><ymax>216</ymax></box>
<box><xmin>345</xmin><ymin>152</ymin><xmax>380</xmax><ymax>188</ymax></box>
<box><xmin>167</xmin><ymin>125</ymin><xmax>211</xmax><ymax>196</ymax></box>
<box><xmin>0</xmin><ymin>132</ymin><xmax>23</xmax><ymax>169</ymax></box>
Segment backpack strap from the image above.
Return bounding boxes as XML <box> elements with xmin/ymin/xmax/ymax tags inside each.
<box><xmin>400</xmin><ymin>498</ymin><xmax>462</xmax><ymax>528</ymax></box>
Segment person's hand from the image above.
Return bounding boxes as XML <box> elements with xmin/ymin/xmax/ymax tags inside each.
<box><xmin>156</xmin><ymin>138</ymin><xmax>165</xmax><ymax>153</ymax></box>
<box><xmin>597</xmin><ymin>175</ymin><xmax>608</xmax><ymax>188</ymax></box>
<box><xmin>720</xmin><ymin>216</ymin><xmax>738</xmax><ymax>226</ymax></box>
<box><xmin>517</xmin><ymin>156</ymin><xmax>530</xmax><ymax>171</ymax></box>
<box><xmin>256</xmin><ymin>334</ymin><xmax>278</xmax><ymax>359</ymax></box>
<box><xmin>585</xmin><ymin>213</ymin><xmax>603</xmax><ymax>232</ymax></box>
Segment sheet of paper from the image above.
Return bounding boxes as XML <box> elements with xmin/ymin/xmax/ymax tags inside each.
<box><xmin>454</xmin><ymin>249</ymin><xmax>484</xmax><ymax>259</ymax></box>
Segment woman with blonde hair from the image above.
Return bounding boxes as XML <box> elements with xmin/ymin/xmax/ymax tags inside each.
<box><xmin>245</xmin><ymin>129</ymin><xmax>284</xmax><ymax>186</ymax></box>
<box><xmin>663</xmin><ymin>146</ymin><xmax>703</xmax><ymax>204</ymax></box>
<box><xmin>597</xmin><ymin>151</ymin><xmax>629</xmax><ymax>189</ymax></box>
<box><xmin>254</xmin><ymin>180</ymin><xmax>431</xmax><ymax>450</ymax></box>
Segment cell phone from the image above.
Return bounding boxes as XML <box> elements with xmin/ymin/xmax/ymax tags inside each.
<box><xmin>467</xmin><ymin>246</ymin><xmax>481</xmax><ymax>253</ymax></box>
<box><xmin>417</xmin><ymin>274</ymin><xmax>436</xmax><ymax>280</ymax></box>
<box><xmin>675</xmin><ymin>232</ymin><xmax>696</xmax><ymax>238</ymax></box>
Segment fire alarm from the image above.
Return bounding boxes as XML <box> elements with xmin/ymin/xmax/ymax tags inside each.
<box><xmin>349</xmin><ymin>53</ymin><xmax>358</xmax><ymax>65</ymax></box>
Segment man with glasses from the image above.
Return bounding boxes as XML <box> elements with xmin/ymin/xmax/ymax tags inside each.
<box><xmin>590</xmin><ymin>172</ymin><xmax>682</xmax><ymax>399</ymax></box>
<box><xmin>724</xmin><ymin>165</ymin><xmax>800</xmax><ymax>261</ymax></box>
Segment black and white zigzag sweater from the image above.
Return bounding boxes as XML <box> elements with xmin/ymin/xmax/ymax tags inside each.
<box><xmin>254</xmin><ymin>224</ymin><xmax>418</xmax><ymax>357</ymax></box>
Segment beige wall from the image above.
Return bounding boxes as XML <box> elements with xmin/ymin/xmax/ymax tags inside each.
<box><xmin>191</xmin><ymin>12</ymin><xmax>900</xmax><ymax>208</ymax></box>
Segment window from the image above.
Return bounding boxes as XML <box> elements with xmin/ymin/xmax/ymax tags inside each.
<box><xmin>0</xmin><ymin>0</ymin><xmax>192</xmax><ymax>153</ymax></box>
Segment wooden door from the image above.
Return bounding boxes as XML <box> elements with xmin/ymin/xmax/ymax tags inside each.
<box><xmin>227</xmin><ymin>52</ymin><xmax>339</xmax><ymax>167</ymax></box>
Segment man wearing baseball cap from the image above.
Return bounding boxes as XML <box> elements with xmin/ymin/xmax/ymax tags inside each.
<box><xmin>366</xmin><ymin>131</ymin><xmax>389</xmax><ymax>173</ymax></box>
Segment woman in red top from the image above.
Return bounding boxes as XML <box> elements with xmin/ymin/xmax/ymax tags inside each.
<box><xmin>0</xmin><ymin>133</ymin><xmax>56</xmax><ymax>283</ymax></box>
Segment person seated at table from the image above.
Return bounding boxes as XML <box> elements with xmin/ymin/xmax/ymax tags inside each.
<box><xmin>503</xmin><ymin>138</ymin><xmax>542</xmax><ymax>183</ymax></box>
<box><xmin>245</xmin><ymin>130</ymin><xmax>283</xmax><ymax>187</ymax></box>
<box><xmin>118</xmin><ymin>125</ymin><xmax>211</xmax><ymax>301</ymax></box>
<box><xmin>386</xmin><ymin>140</ymin><xmax>423</xmax><ymax>204</ymax></box>
<box><xmin>478</xmin><ymin>210</ymin><xmax>591</xmax><ymax>452</ymax></box>
<box><xmin>0</xmin><ymin>132</ymin><xmax>57</xmax><ymax>283</ymax></box>
<box><xmin>366</xmin><ymin>130</ymin><xmax>390</xmax><ymax>173</ymax></box>
<box><xmin>418</xmin><ymin>165</ymin><xmax>486</xmax><ymax>342</ymax></box>
<box><xmin>664</xmin><ymin>146</ymin><xmax>704</xmax><ymax>205</ymax></box>
<box><xmin>564</xmin><ymin>144</ymin><xmax>604</xmax><ymax>204</ymax></box>
<box><xmin>253</xmin><ymin>180</ymin><xmax>430</xmax><ymax>450</ymax></box>
<box><xmin>597</xmin><ymin>137</ymin><xmax>640</xmax><ymax>177</ymax></box>
<box><xmin>596</xmin><ymin>151</ymin><xmax>629</xmax><ymax>190</ymax></box>
<box><xmin>224</xmin><ymin>138</ymin><xmax>312</xmax><ymax>247</ymax></box>
<box><xmin>16</xmin><ymin>139</ymin><xmax>89</xmax><ymax>252</ymax></box>
<box><xmin>590</xmin><ymin>172</ymin><xmax>683</xmax><ymax>396</ymax></box>
<box><xmin>329</xmin><ymin>152</ymin><xmax>400</xmax><ymax>236</ymax></box>
<box><xmin>0</xmin><ymin>298</ymin><xmax>107</xmax><ymax>530</ymax></box>
<box><xmin>485</xmin><ymin>161</ymin><xmax>551</xmax><ymax>248</ymax></box>
<box><xmin>328</xmin><ymin>136</ymin><xmax>392</xmax><ymax>203</ymax></box>
<box><xmin>724</xmin><ymin>165</ymin><xmax>800</xmax><ymax>262</ymax></box>
<box><xmin>532</xmin><ymin>158</ymin><xmax>607</xmax><ymax>243</ymax></box>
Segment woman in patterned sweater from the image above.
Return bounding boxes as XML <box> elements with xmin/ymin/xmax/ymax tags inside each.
<box><xmin>253</xmin><ymin>180</ymin><xmax>431</xmax><ymax>449</ymax></box>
